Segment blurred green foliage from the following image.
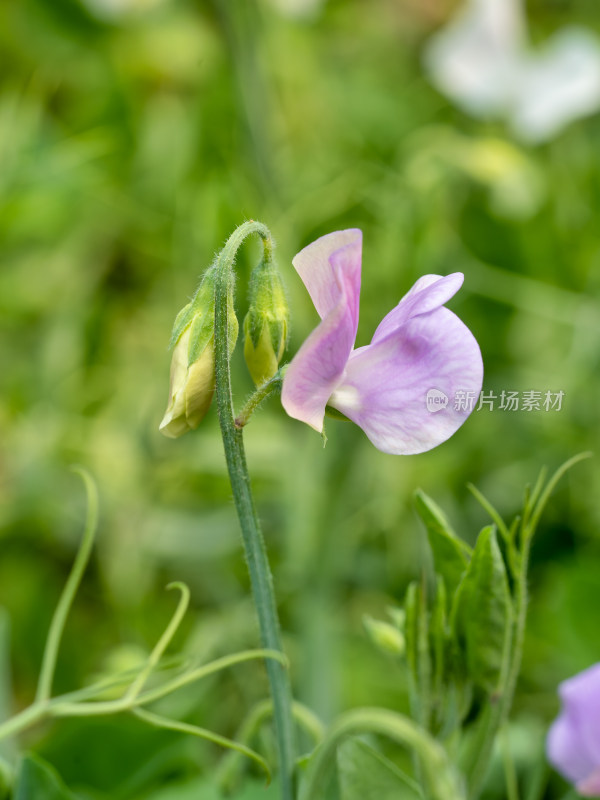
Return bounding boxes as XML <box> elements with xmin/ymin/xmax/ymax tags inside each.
<box><xmin>1</xmin><ymin>0</ymin><xmax>600</xmax><ymax>796</ymax></box>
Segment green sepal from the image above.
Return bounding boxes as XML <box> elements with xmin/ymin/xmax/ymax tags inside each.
<box><xmin>324</xmin><ymin>405</ymin><xmax>352</xmax><ymax>422</ymax></box>
<box><xmin>243</xmin><ymin>254</ymin><xmax>289</xmax><ymax>385</ymax></box>
<box><xmin>414</xmin><ymin>489</ymin><xmax>472</xmax><ymax>600</ymax></box>
<box><xmin>168</xmin><ymin>302</ymin><xmax>194</xmax><ymax>349</ymax></box>
<box><xmin>450</xmin><ymin>526</ymin><xmax>512</xmax><ymax>694</ymax></box>
<box><xmin>168</xmin><ymin>267</ymin><xmax>217</xmax><ymax>351</ymax></box>
<box><xmin>269</xmin><ymin>318</ymin><xmax>287</xmax><ymax>358</ymax></box>
<box><xmin>187</xmin><ymin>311</ymin><xmax>214</xmax><ymax>366</ymax></box>
<box><xmin>245</xmin><ymin>307</ymin><xmax>263</xmax><ymax>349</ymax></box>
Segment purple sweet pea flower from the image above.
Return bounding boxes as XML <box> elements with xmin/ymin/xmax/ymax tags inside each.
<box><xmin>547</xmin><ymin>663</ymin><xmax>600</xmax><ymax>797</ymax></box>
<box><xmin>281</xmin><ymin>229</ymin><xmax>483</xmax><ymax>455</ymax></box>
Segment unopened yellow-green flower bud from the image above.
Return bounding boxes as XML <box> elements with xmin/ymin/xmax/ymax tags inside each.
<box><xmin>159</xmin><ymin>268</ymin><xmax>238</xmax><ymax>438</ymax></box>
<box><xmin>243</xmin><ymin>256</ymin><xmax>289</xmax><ymax>386</ymax></box>
<box><xmin>159</xmin><ymin>322</ymin><xmax>215</xmax><ymax>439</ymax></box>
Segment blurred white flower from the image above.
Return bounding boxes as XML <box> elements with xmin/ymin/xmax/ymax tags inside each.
<box><xmin>424</xmin><ymin>0</ymin><xmax>600</xmax><ymax>143</ymax></box>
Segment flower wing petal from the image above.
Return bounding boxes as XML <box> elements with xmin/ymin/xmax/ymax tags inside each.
<box><xmin>329</xmin><ymin>307</ymin><xmax>483</xmax><ymax>455</ymax></box>
<box><xmin>371</xmin><ymin>273</ymin><xmax>464</xmax><ymax>344</ymax></box>
<box><xmin>282</xmin><ymin>237</ymin><xmax>362</xmax><ymax>432</ymax></box>
<box><xmin>292</xmin><ymin>229</ymin><xmax>362</xmax><ymax>320</ymax></box>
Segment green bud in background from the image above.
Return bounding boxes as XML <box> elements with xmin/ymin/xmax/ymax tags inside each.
<box><xmin>159</xmin><ymin>268</ymin><xmax>239</xmax><ymax>438</ymax></box>
<box><xmin>243</xmin><ymin>251</ymin><xmax>289</xmax><ymax>386</ymax></box>
<box><xmin>363</xmin><ymin>614</ymin><xmax>405</xmax><ymax>657</ymax></box>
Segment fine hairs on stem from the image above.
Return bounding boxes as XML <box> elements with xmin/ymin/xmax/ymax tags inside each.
<box><xmin>212</xmin><ymin>221</ymin><xmax>296</xmax><ymax>799</ymax></box>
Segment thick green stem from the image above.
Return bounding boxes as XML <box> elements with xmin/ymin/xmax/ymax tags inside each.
<box><xmin>213</xmin><ymin>222</ymin><xmax>296</xmax><ymax>799</ymax></box>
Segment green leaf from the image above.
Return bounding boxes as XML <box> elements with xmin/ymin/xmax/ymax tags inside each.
<box><xmin>229</xmin><ymin>779</ymin><xmax>282</xmax><ymax>799</ymax></box>
<box><xmin>141</xmin><ymin>776</ymin><xmax>222</xmax><ymax>800</ymax></box>
<box><xmin>451</xmin><ymin>526</ymin><xmax>512</xmax><ymax>693</ymax></box>
<box><xmin>337</xmin><ymin>737</ymin><xmax>421</xmax><ymax>800</ymax></box>
<box><xmin>414</xmin><ymin>490</ymin><xmax>471</xmax><ymax>599</ymax></box>
<box><xmin>14</xmin><ymin>754</ymin><xmax>76</xmax><ymax>800</ymax></box>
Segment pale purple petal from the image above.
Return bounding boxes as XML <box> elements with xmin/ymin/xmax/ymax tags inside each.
<box><xmin>547</xmin><ymin>664</ymin><xmax>600</xmax><ymax>791</ymax></box>
<box><xmin>328</xmin><ymin>307</ymin><xmax>483</xmax><ymax>455</ymax></box>
<box><xmin>371</xmin><ymin>273</ymin><xmax>464</xmax><ymax>344</ymax></box>
<box><xmin>281</xmin><ymin>236</ymin><xmax>362</xmax><ymax>432</ymax></box>
<box><xmin>292</xmin><ymin>229</ymin><xmax>362</xmax><ymax>320</ymax></box>
<box><xmin>547</xmin><ymin>709</ymin><xmax>596</xmax><ymax>786</ymax></box>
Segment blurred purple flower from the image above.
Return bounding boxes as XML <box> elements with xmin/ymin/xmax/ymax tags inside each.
<box><xmin>547</xmin><ymin>663</ymin><xmax>600</xmax><ymax>797</ymax></box>
<box><xmin>281</xmin><ymin>230</ymin><xmax>483</xmax><ymax>455</ymax></box>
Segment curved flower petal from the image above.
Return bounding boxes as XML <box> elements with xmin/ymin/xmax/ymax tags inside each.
<box><xmin>328</xmin><ymin>307</ymin><xmax>483</xmax><ymax>455</ymax></box>
<box><xmin>547</xmin><ymin>664</ymin><xmax>600</xmax><ymax>790</ymax></box>
<box><xmin>561</xmin><ymin>664</ymin><xmax>600</xmax><ymax>764</ymax></box>
<box><xmin>371</xmin><ymin>273</ymin><xmax>464</xmax><ymax>345</ymax></box>
<box><xmin>547</xmin><ymin>708</ymin><xmax>596</xmax><ymax>786</ymax></box>
<box><xmin>291</xmin><ymin>229</ymin><xmax>362</xmax><ymax>320</ymax></box>
<box><xmin>281</xmin><ymin>233</ymin><xmax>362</xmax><ymax>432</ymax></box>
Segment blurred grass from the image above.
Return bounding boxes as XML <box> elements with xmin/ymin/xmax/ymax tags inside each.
<box><xmin>1</xmin><ymin>0</ymin><xmax>600</xmax><ymax>796</ymax></box>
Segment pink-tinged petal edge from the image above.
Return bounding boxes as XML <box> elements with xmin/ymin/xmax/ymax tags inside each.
<box><xmin>281</xmin><ymin>231</ymin><xmax>362</xmax><ymax>433</ymax></box>
<box><xmin>291</xmin><ymin>229</ymin><xmax>362</xmax><ymax>320</ymax></box>
<box><xmin>329</xmin><ymin>306</ymin><xmax>483</xmax><ymax>455</ymax></box>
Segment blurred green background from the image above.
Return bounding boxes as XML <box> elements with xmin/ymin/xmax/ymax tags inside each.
<box><xmin>1</xmin><ymin>0</ymin><xmax>600</xmax><ymax>797</ymax></box>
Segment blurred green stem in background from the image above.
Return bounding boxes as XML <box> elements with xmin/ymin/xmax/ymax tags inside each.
<box><xmin>213</xmin><ymin>221</ymin><xmax>297</xmax><ymax>799</ymax></box>
<box><xmin>465</xmin><ymin>452</ymin><xmax>592</xmax><ymax>799</ymax></box>
<box><xmin>299</xmin><ymin>707</ymin><xmax>466</xmax><ymax>800</ymax></box>
<box><xmin>35</xmin><ymin>466</ymin><xmax>98</xmax><ymax>704</ymax></box>
<box><xmin>0</xmin><ymin>470</ymin><xmax>286</xmax><ymax>782</ymax></box>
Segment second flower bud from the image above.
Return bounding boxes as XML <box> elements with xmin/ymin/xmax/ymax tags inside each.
<box><xmin>243</xmin><ymin>253</ymin><xmax>289</xmax><ymax>386</ymax></box>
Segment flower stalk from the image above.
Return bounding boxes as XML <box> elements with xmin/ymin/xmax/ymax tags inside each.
<box><xmin>213</xmin><ymin>221</ymin><xmax>296</xmax><ymax>799</ymax></box>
